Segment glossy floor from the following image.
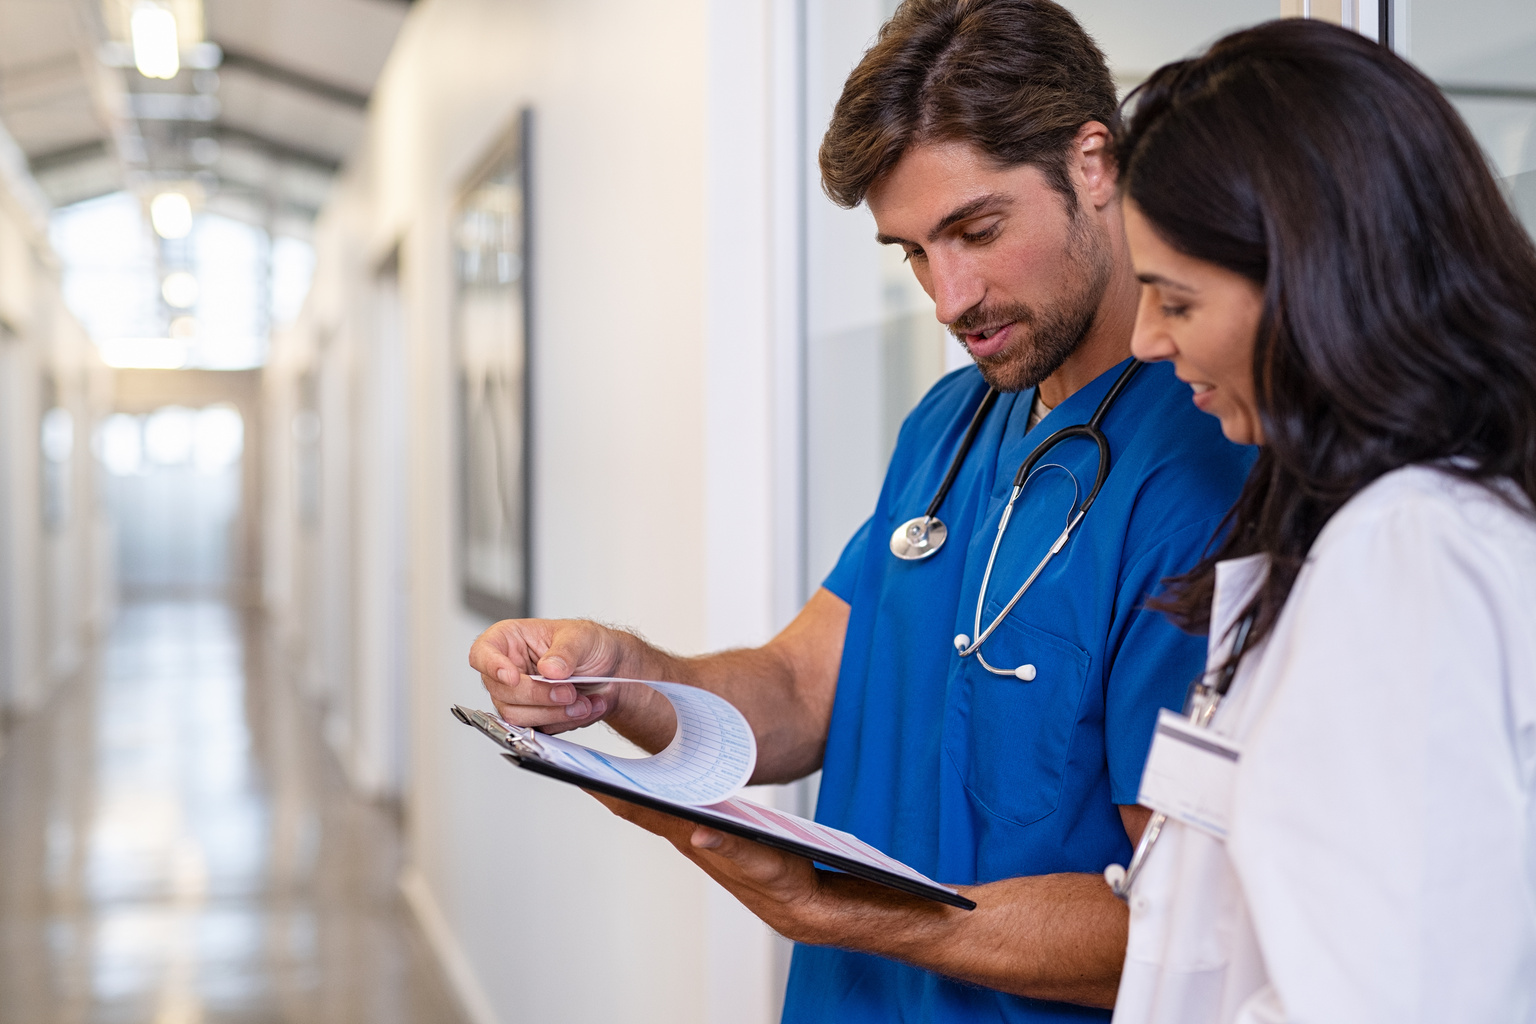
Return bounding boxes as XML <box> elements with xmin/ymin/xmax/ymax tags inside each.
<box><xmin>0</xmin><ymin>601</ymin><xmax>465</xmax><ymax>1024</ymax></box>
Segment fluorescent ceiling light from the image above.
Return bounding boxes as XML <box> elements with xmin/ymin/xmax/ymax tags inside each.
<box><xmin>150</xmin><ymin>191</ymin><xmax>194</xmax><ymax>238</ymax></box>
<box><xmin>161</xmin><ymin>271</ymin><xmax>199</xmax><ymax>308</ymax></box>
<box><xmin>99</xmin><ymin>338</ymin><xmax>189</xmax><ymax>370</ymax></box>
<box><xmin>131</xmin><ymin>3</ymin><xmax>180</xmax><ymax>80</ymax></box>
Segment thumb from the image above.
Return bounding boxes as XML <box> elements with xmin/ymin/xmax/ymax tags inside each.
<box><xmin>536</xmin><ymin>646</ymin><xmax>573</xmax><ymax>678</ymax></box>
<box><xmin>537</xmin><ymin>622</ymin><xmax>613</xmax><ymax>679</ymax></box>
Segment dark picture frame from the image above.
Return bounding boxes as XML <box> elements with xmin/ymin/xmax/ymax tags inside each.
<box><xmin>455</xmin><ymin>110</ymin><xmax>532</xmax><ymax>622</ymax></box>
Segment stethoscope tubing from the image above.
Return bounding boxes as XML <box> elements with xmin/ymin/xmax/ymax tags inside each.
<box><xmin>963</xmin><ymin>505</ymin><xmax>1084</xmax><ymax>665</ymax></box>
<box><xmin>927</xmin><ymin>387</ymin><xmax>1001</xmax><ymax>523</ymax></box>
<box><xmin>953</xmin><ymin>360</ymin><xmax>1144</xmax><ymax>674</ymax></box>
<box><xmin>1107</xmin><ymin>612</ymin><xmax>1257</xmax><ymax>899</ymax></box>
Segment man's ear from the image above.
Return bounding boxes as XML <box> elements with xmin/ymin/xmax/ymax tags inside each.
<box><xmin>1072</xmin><ymin>121</ymin><xmax>1118</xmax><ymax>210</ymax></box>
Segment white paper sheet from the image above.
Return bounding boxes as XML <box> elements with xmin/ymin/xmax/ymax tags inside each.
<box><xmin>525</xmin><ymin>676</ymin><xmax>757</xmax><ymax>806</ymax></box>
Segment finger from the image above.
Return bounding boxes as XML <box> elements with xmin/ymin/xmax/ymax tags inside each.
<box><xmin>690</xmin><ymin>827</ymin><xmax>775</xmax><ymax>868</ymax></box>
<box><xmin>537</xmin><ymin>623</ymin><xmax>620</xmax><ymax>679</ymax></box>
<box><xmin>488</xmin><ymin>698</ymin><xmax>596</xmax><ymax>730</ymax></box>
<box><xmin>690</xmin><ymin>828</ymin><xmax>815</xmax><ymax>890</ymax></box>
<box><xmin>468</xmin><ymin>622</ymin><xmax>540</xmax><ymax>680</ymax></box>
<box><xmin>468</xmin><ymin>635</ymin><xmax>519</xmax><ymax>682</ymax></box>
<box><xmin>588</xmin><ymin>793</ymin><xmax>695</xmax><ymax>843</ymax></box>
<box><xmin>489</xmin><ymin>692</ymin><xmax>609</xmax><ymax>730</ymax></box>
<box><xmin>483</xmin><ymin>670</ymin><xmax>581</xmax><ymax>707</ymax></box>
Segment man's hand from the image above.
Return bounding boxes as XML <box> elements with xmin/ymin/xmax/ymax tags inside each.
<box><xmin>589</xmin><ymin>793</ymin><xmax>847</xmax><ymax>943</ymax></box>
<box><xmin>592</xmin><ymin>792</ymin><xmax>1131</xmax><ymax>1008</ymax></box>
<box><xmin>469</xmin><ymin>618</ymin><xmax>640</xmax><ymax>733</ymax></box>
<box><xmin>467</xmin><ymin>590</ymin><xmax>851</xmax><ymax>780</ymax></box>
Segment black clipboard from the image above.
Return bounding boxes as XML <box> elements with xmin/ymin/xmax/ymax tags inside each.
<box><xmin>452</xmin><ymin>705</ymin><xmax>976</xmax><ymax>910</ymax></box>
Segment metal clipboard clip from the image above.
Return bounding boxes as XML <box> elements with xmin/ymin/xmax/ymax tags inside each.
<box><xmin>451</xmin><ymin>704</ymin><xmax>547</xmax><ymax>760</ymax></box>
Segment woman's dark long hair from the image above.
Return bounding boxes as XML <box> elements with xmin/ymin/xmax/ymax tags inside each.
<box><xmin>1120</xmin><ymin>19</ymin><xmax>1536</xmax><ymax>640</ymax></box>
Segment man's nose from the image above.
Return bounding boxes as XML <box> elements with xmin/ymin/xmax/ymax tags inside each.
<box><xmin>928</xmin><ymin>255</ymin><xmax>985</xmax><ymax>327</ymax></box>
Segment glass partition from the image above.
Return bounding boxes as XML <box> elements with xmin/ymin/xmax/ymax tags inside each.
<box><xmin>1402</xmin><ymin>0</ymin><xmax>1536</xmax><ymax>238</ymax></box>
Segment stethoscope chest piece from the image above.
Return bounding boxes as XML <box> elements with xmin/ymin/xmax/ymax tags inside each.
<box><xmin>890</xmin><ymin>515</ymin><xmax>947</xmax><ymax>560</ymax></box>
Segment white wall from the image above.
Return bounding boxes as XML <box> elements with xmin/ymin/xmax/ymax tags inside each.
<box><xmin>266</xmin><ymin>1</ymin><xmax>804</xmax><ymax>1021</ymax></box>
<box><xmin>0</xmin><ymin>122</ymin><xmax>108</xmax><ymax>732</ymax></box>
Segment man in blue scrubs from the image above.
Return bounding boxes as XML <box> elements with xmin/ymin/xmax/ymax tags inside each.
<box><xmin>469</xmin><ymin>1</ymin><xmax>1253</xmax><ymax>1020</ymax></box>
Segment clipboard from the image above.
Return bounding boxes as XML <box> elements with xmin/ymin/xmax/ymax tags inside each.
<box><xmin>452</xmin><ymin>704</ymin><xmax>976</xmax><ymax>910</ymax></box>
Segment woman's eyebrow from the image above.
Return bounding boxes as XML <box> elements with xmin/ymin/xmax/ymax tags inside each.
<box><xmin>1136</xmin><ymin>272</ymin><xmax>1197</xmax><ymax>293</ymax></box>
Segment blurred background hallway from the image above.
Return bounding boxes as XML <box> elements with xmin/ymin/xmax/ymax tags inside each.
<box><xmin>0</xmin><ymin>0</ymin><xmax>1531</xmax><ymax>1021</ymax></box>
<box><xmin>0</xmin><ymin>600</ymin><xmax>462</xmax><ymax>1023</ymax></box>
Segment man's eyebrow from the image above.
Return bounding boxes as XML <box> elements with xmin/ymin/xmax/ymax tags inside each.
<box><xmin>1136</xmin><ymin>272</ymin><xmax>1197</xmax><ymax>293</ymax></box>
<box><xmin>874</xmin><ymin>192</ymin><xmax>1012</xmax><ymax>248</ymax></box>
<box><xmin>927</xmin><ymin>193</ymin><xmax>1009</xmax><ymax>241</ymax></box>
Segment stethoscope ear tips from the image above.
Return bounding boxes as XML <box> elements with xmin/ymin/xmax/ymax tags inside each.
<box><xmin>1103</xmin><ymin>863</ymin><xmax>1128</xmax><ymax>896</ymax></box>
<box><xmin>953</xmin><ymin>637</ymin><xmax>1037</xmax><ymax>680</ymax></box>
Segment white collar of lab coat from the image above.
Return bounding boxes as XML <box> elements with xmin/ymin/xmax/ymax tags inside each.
<box><xmin>1208</xmin><ymin>554</ymin><xmax>1270</xmax><ymax>667</ymax></box>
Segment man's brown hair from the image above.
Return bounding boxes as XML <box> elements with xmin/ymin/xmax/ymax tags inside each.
<box><xmin>819</xmin><ymin>0</ymin><xmax>1120</xmax><ymax>209</ymax></box>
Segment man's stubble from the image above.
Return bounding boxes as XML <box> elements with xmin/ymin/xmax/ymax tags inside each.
<box><xmin>954</xmin><ymin>209</ymin><xmax>1115</xmax><ymax>393</ymax></box>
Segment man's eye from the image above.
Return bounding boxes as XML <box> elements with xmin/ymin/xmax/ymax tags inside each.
<box><xmin>903</xmin><ymin>247</ymin><xmax>926</xmax><ymax>263</ymax></box>
<box><xmin>961</xmin><ymin>226</ymin><xmax>997</xmax><ymax>244</ymax></box>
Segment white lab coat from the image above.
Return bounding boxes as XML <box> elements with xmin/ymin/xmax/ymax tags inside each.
<box><xmin>1113</xmin><ymin>464</ymin><xmax>1536</xmax><ymax>1024</ymax></box>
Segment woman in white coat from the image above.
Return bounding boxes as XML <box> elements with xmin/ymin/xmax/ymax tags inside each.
<box><xmin>1110</xmin><ymin>19</ymin><xmax>1536</xmax><ymax>1024</ymax></box>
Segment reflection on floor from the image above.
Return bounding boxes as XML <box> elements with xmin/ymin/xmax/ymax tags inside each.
<box><xmin>0</xmin><ymin>601</ymin><xmax>464</xmax><ymax>1024</ymax></box>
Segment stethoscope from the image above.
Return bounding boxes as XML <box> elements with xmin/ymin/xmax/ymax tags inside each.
<box><xmin>889</xmin><ymin>359</ymin><xmax>1144</xmax><ymax>680</ymax></box>
<box><xmin>1104</xmin><ymin>609</ymin><xmax>1257</xmax><ymax>899</ymax></box>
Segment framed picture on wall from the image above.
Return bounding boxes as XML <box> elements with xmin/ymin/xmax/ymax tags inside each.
<box><xmin>455</xmin><ymin>109</ymin><xmax>532</xmax><ymax>621</ymax></box>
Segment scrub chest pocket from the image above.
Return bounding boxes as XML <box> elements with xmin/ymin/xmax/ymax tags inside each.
<box><xmin>946</xmin><ymin>606</ymin><xmax>1091</xmax><ymax>827</ymax></box>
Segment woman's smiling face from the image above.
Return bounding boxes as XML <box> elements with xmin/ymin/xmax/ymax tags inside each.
<box><xmin>1124</xmin><ymin>200</ymin><xmax>1267</xmax><ymax>445</ymax></box>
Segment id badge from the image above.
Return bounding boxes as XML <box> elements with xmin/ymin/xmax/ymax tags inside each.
<box><xmin>1137</xmin><ymin>708</ymin><xmax>1242</xmax><ymax>839</ymax></box>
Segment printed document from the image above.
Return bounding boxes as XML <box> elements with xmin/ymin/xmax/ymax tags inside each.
<box><xmin>453</xmin><ymin>676</ymin><xmax>973</xmax><ymax>908</ymax></box>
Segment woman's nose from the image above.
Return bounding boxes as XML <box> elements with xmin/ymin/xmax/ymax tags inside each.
<box><xmin>1130</xmin><ymin>293</ymin><xmax>1176</xmax><ymax>362</ymax></box>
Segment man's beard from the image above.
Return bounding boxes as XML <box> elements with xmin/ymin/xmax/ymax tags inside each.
<box><xmin>952</xmin><ymin>215</ymin><xmax>1114</xmax><ymax>393</ymax></box>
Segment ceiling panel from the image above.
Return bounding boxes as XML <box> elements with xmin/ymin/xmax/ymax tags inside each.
<box><xmin>204</xmin><ymin>0</ymin><xmax>408</xmax><ymax>95</ymax></box>
<box><xmin>0</xmin><ymin>0</ymin><xmax>106</xmax><ymax>168</ymax></box>
<box><xmin>1</xmin><ymin>0</ymin><xmax>406</xmax><ymax>217</ymax></box>
<box><xmin>0</xmin><ymin>0</ymin><xmax>79</xmax><ymax>67</ymax></box>
<box><xmin>216</xmin><ymin>69</ymin><xmax>366</xmax><ymax>165</ymax></box>
<box><xmin>2</xmin><ymin>103</ymin><xmax>104</xmax><ymax>157</ymax></box>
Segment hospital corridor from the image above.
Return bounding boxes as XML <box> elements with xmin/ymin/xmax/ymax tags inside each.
<box><xmin>0</xmin><ymin>600</ymin><xmax>461</xmax><ymax>1022</ymax></box>
<box><xmin>0</xmin><ymin>0</ymin><xmax>1532</xmax><ymax>1022</ymax></box>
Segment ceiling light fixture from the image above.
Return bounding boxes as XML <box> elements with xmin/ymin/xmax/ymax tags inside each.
<box><xmin>131</xmin><ymin>2</ymin><xmax>180</xmax><ymax>80</ymax></box>
<box><xmin>150</xmin><ymin>192</ymin><xmax>194</xmax><ymax>238</ymax></box>
<box><xmin>98</xmin><ymin>338</ymin><xmax>190</xmax><ymax>370</ymax></box>
<box><xmin>161</xmin><ymin>271</ymin><xmax>199</xmax><ymax>309</ymax></box>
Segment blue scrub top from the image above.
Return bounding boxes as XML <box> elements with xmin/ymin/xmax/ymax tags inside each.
<box><xmin>782</xmin><ymin>359</ymin><xmax>1255</xmax><ymax>1024</ymax></box>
